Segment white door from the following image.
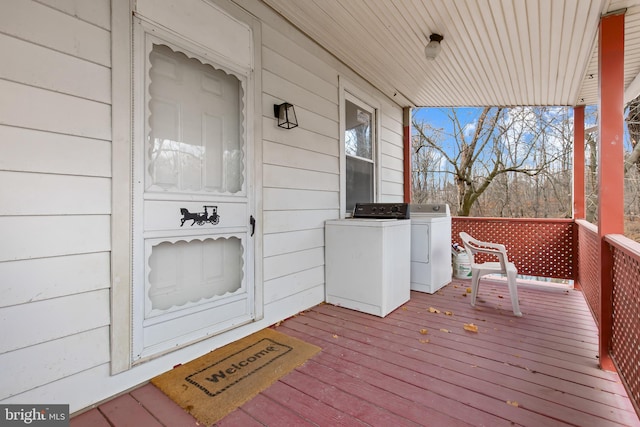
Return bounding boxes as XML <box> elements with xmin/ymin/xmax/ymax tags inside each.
<box><xmin>132</xmin><ymin>29</ymin><xmax>255</xmax><ymax>361</ymax></box>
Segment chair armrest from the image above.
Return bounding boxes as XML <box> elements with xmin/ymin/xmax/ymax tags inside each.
<box><xmin>463</xmin><ymin>234</ymin><xmax>510</xmax><ymax>269</ymax></box>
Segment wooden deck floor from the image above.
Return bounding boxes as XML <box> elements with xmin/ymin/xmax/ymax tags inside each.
<box><xmin>71</xmin><ymin>279</ymin><xmax>640</xmax><ymax>426</ymax></box>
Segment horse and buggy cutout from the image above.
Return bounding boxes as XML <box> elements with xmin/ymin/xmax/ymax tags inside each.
<box><xmin>179</xmin><ymin>205</ymin><xmax>220</xmax><ymax>226</ymax></box>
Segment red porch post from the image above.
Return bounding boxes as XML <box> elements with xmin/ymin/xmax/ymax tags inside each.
<box><xmin>597</xmin><ymin>11</ymin><xmax>625</xmax><ymax>371</ymax></box>
<box><xmin>573</xmin><ymin>106</ymin><xmax>585</xmax><ymax>220</ymax></box>
<box><xmin>403</xmin><ymin>107</ymin><xmax>412</xmax><ymax>203</ymax></box>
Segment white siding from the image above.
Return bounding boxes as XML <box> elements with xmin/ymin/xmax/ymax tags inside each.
<box><xmin>259</xmin><ymin>8</ymin><xmax>404</xmax><ymax>327</ymax></box>
<box><xmin>0</xmin><ymin>0</ymin><xmax>110</xmax><ymax>67</ymax></box>
<box><xmin>0</xmin><ymin>328</ymin><xmax>110</xmax><ymax>399</ymax></box>
<box><xmin>0</xmin><ymin>0</ymin><xmax>405</xmax><ymax>413</ymax></box>
<box><xmin>379</xmin><ymin>103</ymin><xmax>405</xmax><ymax>201</ymax></box>
<box><xmin>0</xmin><ymin>126</ymin><xmax>111</xmax><ymax>177</ymax></box>
<box><xmin>0</xmin><ymin>0</ymin><xmax>112</xmax><ymax>405</ymax></box>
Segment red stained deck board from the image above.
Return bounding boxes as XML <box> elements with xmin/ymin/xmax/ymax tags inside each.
<box><xmin>314</xmin><ymin>301</ymin><xmax>624</xmax><ymax>397</ymax></box>
<box><xmin>285</xmin><ymin>298</ymin><xmax>638</xmax><ymax>427</ymax></box>
<box><xmin>286</xmin><ymin>354</ymin><xmax>492</xmax><ymax>427</ymax></box>
<box><xmin>98</xmin><ymin>393</ymin><xmax>163</xmax><ymax>427</ymax></box>
<box><xmin>280</xmin><ymin>366</ymin><xmax>428</xmax><ymax>427</ymax></box>
<box><xmin>293</xmin><ymin>309</ymin><xmax>636</xmax><ymax>424</ymax></box>
<box><xmin>261</xmin><ymin>379</ymin><xmax>368</xmax><ymax>426</ymax></box>
<box><xmin>307</xmin><ymin>305</ymin><xmax>633</xmax><ymax>412</ymax></box>
<box><xmin>413</xmin><ymin>297</ymin><xmax>599</xmax><ymax>351</ymax></box>
<box><xmin>215</xmin><ymin>408</ymin><xmax>264</xmax><ymax>426</ymax></box>
<box><xmin>130</xmin><ymin>384</ymin><xmax>199</xmax><ymax>427</ymax></box>
<box><xmin>407</xmin><ymin>287</ymin><xmax>617</xmax><ymax>379</ymax></box>
<box><xmin>280</xmin><ymin>321</ymin><xmax>574</xmax><ymax>427</ymax></box>
<box><xmin>238</xmin><ymin>393</ymin><xmax>316</xmax><ymax>426</ymax></box>
<box><xmin>435</xmin><ymin>284</ymin><xmax>600</xmax><ymax>334</ymax></box>
<box><xmin>391</xmin><ymin>303</ymin><xmax>597</xmax><ymax>362</ymax></box>
<box><xmin>70</xmin><ymin>278</ymin><xmax>640</xmax><ymax>427</ymax></box>
<box><xmin>444</xmin><ymin>281</ymin><xmax>594</xmax><ymax>317</ymax></box>
<box><xmin>69</xmin><ymin>408</ymin><xmax>111</xmax><ymax>427</ymax></box>
<box><xmin>391</xmin><ymin>291</ymin><xmax>610</xmax><ymax>375</ymax></box>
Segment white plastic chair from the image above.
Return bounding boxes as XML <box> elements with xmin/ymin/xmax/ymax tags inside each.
<box><xmin>459</xmin><ymin>232</ymin><xmax>522</xmax><ymax>317</ymax></box>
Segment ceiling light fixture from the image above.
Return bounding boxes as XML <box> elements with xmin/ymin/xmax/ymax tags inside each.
<box><xmin>425</xmin><ymin>33</ymin><xmax>444</xmax><ymax>60</ymax></box>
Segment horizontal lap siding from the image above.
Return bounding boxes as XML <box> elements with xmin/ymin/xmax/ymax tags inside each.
<box><xmin>260</xmin><ymin>21</ymin><xmax>404</xmax><ymax>313</ymax></box>
<box><xmin>0</xmin><ymin>0</ymin><xmax>111</xmax><ymax>403</ymax></box>
<box><xmin>379</xmin><ymin>104</ymin><xmax>404</xmax><ymax>201</ymax></box>
<box><xmin>261</xmin><ymin>21</ymin><xmax>341</xmax><ymax>313</ymax></box>
<box><xmin>1</xmin><ymin>0</ymin><xmax>405</xmax><ymax>412</ymax></box>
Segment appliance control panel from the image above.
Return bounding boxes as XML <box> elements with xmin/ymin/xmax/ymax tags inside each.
<box><xmin>353</xmin><ymin>203</ymin><xmax>410</xmax><ymax>219</ymax></box>
<box><xmin>409</xmin><ymin>203</ymin><xmax>451</xmax><ymax>216</ymax></box>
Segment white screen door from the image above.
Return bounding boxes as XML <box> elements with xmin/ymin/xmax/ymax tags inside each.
<box><xmin>132</xmin><ymin>30</ymin><xmax>254</xmax><ymax>361</ymax></box>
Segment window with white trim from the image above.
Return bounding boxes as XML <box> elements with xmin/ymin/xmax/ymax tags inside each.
<box><xmin>344</xmin><ymin>93</ymin><xmax>377</xmax><ymax>214</ymax></box>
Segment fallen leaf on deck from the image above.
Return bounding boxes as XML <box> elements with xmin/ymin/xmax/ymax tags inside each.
<box><xmin>506</xmin><ymin>401</ymin><xmax>519</xmax><ymax>407</ymax></box>
<box><xmin>402</xmin><ymin>306</ymin><xmax>408</xmax><ymax>310</ymax></box>
<box><xmin>453</xmin><ymin>285</ymin><xmax>458</xmax><ymax>288</ymax></box>
<box><xmin>498</xmin><ymin>295</ymin><xmax>504</xmax><ymax>299</ymax></box>
<box><xmin>463</xmin><ymin>323</ymin><xmax>479</xmax><ymax>333</ymax></box>
<box><xmin>429</xmin><ymin>307</ymin><xmax>441</xmax><ymax>313</ymax></box>
<box><xmin>439</xmin><ymin>328</ymin><xmax>450</xmax><ymax>333</ymax></box>
<box><xmin>419</xmin><ymin>328</ymin><xmax>428</xmax><ymax>335</ymax></box>
<box><xmin>462</xmin><ymin>293</ymin><xmax>467</xmax><ymax>297</ymax></box>
<box><xmin>466</xmin><ymin>287</ymin><xmax>472</xmax><ymax>293</ymax></box>
<box><xmin>445</xmin><ymin>311</ymin><xmax>453</xmax><ymax>316</ymax></box>
<box><xmin>332</xmin><ymin>334</ymin><xmax>339</xmax><ymax>339</ymax></box>
<box><xmin>419</xmin><ymin>339</ymin><xmax>430</xmax><ymax>344</ymax></box>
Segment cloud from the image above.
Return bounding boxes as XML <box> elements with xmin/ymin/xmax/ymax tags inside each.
<box><xmin>463</xmin><ymin>122</ymin><xmax>477</xmax><ymax>138</ymax></box>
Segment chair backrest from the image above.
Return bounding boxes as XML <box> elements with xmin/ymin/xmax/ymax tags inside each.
<box><xmin>459</xmin><ymin>232</ymin><xmax>509</xmax><ymax>271</ymax></box>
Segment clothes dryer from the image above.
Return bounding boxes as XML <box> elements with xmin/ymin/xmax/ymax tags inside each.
<box><xmin>410</xmin><ymin>203</ymin><xmax>452</xmax><ymax>293</ymax></box>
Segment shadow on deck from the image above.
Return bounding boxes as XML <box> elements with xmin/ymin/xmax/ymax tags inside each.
<box><xmin>71</xmin><ymin>279</ymin><xmax>640</xmax><ymax>426</ymax></box>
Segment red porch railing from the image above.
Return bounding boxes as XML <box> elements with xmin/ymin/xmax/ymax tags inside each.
<box><xmin>607</xmin><ymin>234</ymin><xmax>640</xmax><ymax>411</ymax></box>
<box><xmin>452</xmin><ymin>217</ymin><xmax>640</xmax><ymax>417</ymax></box>
<box><xmin>451</xmin><ymin>217</ymin><xmax>574</xmax><ymax>279</ymax></box>
<box><xmin>576</xmin><ymin>220</ymin><xmax>601</xmax><ymax>323</ymax></box>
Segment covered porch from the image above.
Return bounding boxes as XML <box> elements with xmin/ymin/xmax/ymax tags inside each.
<box><xmin>3</xmin><ymin>0</ymin><xmax>640</xmax><ymax>423</ymax></box>
<box><xmin>71</xmin><ymin>216</ymin><xmax>640</xmax><ymax>425</ymax></box>
<box><xmin>71</xmin><ymin>278</ymin><xmax>638</xmax><ymax>426</ymax></box>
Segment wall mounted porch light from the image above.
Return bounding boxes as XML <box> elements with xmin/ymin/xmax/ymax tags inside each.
<box><xmin>274</xmin><ymin>102</ymin><xmax>298</xmax><ymax>129</ymax></box>
<box><xmin>425</xmin><ymin>33</ymin><xmax>444</xmax><ymax>60</ymax></box>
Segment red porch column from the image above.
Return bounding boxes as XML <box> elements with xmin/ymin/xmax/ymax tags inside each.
<box><xmin>573</xmin><ymin>106</ymin><xmax>585</xmax><ymax>219</ymax></box>
<box><xmin>403</xmin><ymin>107</ymin><xmax>412</xmax><ymax>203</ymax></box>
<box><xmin>597</xmin><ymin>10</ymin><xmax>625</xmax><ymax>371</ymax></box>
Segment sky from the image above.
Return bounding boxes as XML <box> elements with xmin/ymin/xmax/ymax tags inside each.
<box><xmin>412</xmin><ymin>105</ymin><xmax>606</xmax><ymax>147</ymax></box>
<box><xmin>412</xmin><ymin>107</ymin><xmax>482</xmax><ymax>138</ymax></box>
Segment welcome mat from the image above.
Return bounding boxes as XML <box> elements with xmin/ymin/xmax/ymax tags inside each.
<box><xmin>151</xmin><ymin>328</ymin><xmax>321</xmax><ymax>426</ymax></box>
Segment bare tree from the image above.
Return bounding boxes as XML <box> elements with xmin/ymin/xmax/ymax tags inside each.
<box><xmin>412</xmin><ymin>107</ymin><xmax>559</xmax><ymax>216</ymax></box>
<box><xmin>625</xmin><ymin>94</ymin><xmax>640</xmax><ymax>174</ymax></box>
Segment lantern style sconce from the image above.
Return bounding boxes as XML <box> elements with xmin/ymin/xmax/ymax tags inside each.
<box><xmin>274</xmin><ymin>102</ymin><xmax>298</xmax><ymax>129</ymax></box>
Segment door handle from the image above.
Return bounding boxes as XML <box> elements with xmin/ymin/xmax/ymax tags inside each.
<box><xmin>250</xmin><ymin>215</ymin><xmax>256</xmax><ymax>237</ymax></box>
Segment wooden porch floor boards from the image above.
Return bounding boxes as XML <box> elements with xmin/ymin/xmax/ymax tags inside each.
<box><xmin>71</xmin><ymin>279</ymin><xmax>640</xmax><ymax>426</ymax></box>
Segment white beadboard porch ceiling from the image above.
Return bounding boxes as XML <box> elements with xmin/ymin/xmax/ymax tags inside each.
<box><xmin>260</xmin><ymin>0</ymin><xmax>640</xmax><ymax>107</ymax></box>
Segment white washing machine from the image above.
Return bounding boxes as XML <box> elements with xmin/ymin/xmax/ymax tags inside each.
<box><xmin>325</xmin><ymin>203</ymin><xmax>411</xmax><ymax>317</ymax></box>
<box><xmin>410</xmin><ymin>203</ymin><xmax>452</xmax><ymax>293</ymax></box>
